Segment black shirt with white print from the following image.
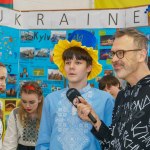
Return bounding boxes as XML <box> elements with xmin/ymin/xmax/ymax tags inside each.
<box><xmin>91</xmin><ymin>75</ymin><xmax>150</xmax><ymax>150</ymax></box>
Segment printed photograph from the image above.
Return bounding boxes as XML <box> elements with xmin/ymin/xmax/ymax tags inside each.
<box><xmin>21</xmin><ymin>31</ymin><xmax>34</xmax><ymax>42</ymax></box>
<box><xmin>33</xmin><ymin>68</ymin><xmax>45</xmax><ymax>76</ymax></box>
<box><xmin>48</xmin><ymin>69</ymin><xmax>63</xmax><ymax>81</ymax></box>
<box><xmin>35</xmin><ymin>48</ymin><xmax>49</xmax><ymax>58</ymax></box>
<box><xmin>100</xmin><ymin>49</ymin><xmax>111</xmax><ymax>60</ymax></box>
<box><xmin>20</xmin><ymin>47</ymin><xmax>35</xmax><ymax>59</ymax></box>
<box><xmin>5</xmin><ymin>100</ymin><xmax>16</xmax><ymax>112</ymax></box>
<box><xmin>100</xmin><ymin>35</ymin><xmax>114</xmax><ymax>46</ymax></box>
<box><xmin>7</xmin><ymin>74</ymin><xmax>17</xmax><ymax>84</ymax></box>
<box><xmin>6</xmin><ymin>84</ymin><xmax>17</xmax><ymax>97</ymax></box>
<box><xmin>50</xmin><ymin>30</ymin><xmax>66</xmax><ymax>42</ymax></box>
<box><xmin>20</xmin><ymin>67</ymin><xmax>29</xmax><ymax>78</ymax></box>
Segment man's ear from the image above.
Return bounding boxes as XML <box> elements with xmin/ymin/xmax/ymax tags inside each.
<box><xmin>138</xmin><ymin>49</ymin><xmax>147</xmax><ymax>62</ymax></box>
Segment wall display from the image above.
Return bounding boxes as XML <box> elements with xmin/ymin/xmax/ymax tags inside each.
<box><xmin>1</xmin><ymin>26</ymin><xmax>149</xmax><ymax>95</ymax></box>
<box><xmin>0</xmin><ymin>6</ymin><xmax>150</xmax><ymax>135</ymax></box>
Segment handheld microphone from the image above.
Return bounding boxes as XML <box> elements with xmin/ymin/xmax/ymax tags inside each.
<box><xmin>66</xmin><ymin>88</ymin><xmax>97</xmax><ymax>124</ymax></box>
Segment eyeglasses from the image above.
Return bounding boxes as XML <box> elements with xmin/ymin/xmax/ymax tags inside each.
<box><xmin>109</xmin><ymin>49</ymin><xmax>142</xmax><ymax>59</ymax></box>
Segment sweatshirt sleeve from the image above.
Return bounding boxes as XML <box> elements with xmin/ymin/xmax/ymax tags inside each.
<box><xmin>91</xmin><ymin>90</ymin><xmax>123</xmax><ymax>149</ymax></box>
<box><xmin>91</xmin><ymin>120</ymin><xmax>111</xmax><ymax>149</ymax></box>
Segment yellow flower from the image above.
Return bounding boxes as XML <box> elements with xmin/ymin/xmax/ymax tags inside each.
<box><xmin>53</xmin><ymin>40</ymin><xmax>102</xmax><ymax>80</ymax></box>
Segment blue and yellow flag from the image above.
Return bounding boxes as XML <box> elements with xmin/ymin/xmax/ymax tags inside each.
<box><xmin>94</xmin><ymin>0</ymin><xmax>150</xmax><ymax>9</ymax></box>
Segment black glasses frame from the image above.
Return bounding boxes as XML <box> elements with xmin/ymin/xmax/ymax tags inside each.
<box><xmin>109</xmin><ymin>49</ymin><xmax>142</xmax><ymax>59</ymax></box>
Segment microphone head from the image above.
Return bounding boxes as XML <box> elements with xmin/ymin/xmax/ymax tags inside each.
<box><xmin>66</xmin><ymin>88</ymin><xmax>81</xmax><ymax>103</ymax></box>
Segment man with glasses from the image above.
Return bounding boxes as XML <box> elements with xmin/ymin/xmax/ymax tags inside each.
<box><xmin>76</xmin><ymin>28</ymin><xmax>150</xmax><ymax>149</ymax></box>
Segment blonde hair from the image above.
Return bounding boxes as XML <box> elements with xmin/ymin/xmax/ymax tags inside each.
<box><xmin>19</xmin><ymin>81</ymin><xmax>43</xmax><ymax>129</ymax></box>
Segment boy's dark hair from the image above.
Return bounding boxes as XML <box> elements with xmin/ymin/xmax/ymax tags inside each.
<box><xmin>62</xmin><ymin>46</ymin><xmax>92</xmax><ymax>66</ymax></box>
<box><xmin>98</xmin><ymin>75</ymin><xmax>121</xmax><ymax>90</ymax></box>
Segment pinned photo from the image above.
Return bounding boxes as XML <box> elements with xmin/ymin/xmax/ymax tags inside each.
<box><xmin>33</xmin><ymin>68</ymin><xmax>44</xmax><ymax>76</ymax></box>
<box><xmin>21</xmin><ymin>31</ymin><xmax>34</xmax><ymax>42</ymax></box>
<box><xmin>8</xmin><ymin>74</ymin><xmax>17</xmax><ymax>84</ymax></box>
<box><xmin>100</xmin><ymin>49</ymin><xmax>111</xmax><ymax>60</ymax></box>
<box><xmin>20</xmin><ymin>67</ymin><xmax>29</xmax><ymax>78</ymax></box>
<box><xmin>35</xmin><ymin>48</ymin><xmax>49</xmax><ymax>58</ymax></box>
<box><xmin>20</xmin><ymin>47</ymin><xmax>35</xmax><ymax>59</ymax></box>
<box><xmin>6</xmin><ymin>84</ymin><xmax>17</xmax><ymax>97</ymax></box>
<box><xmin>100</xmin><ymin>35</ymin><xmax>114</xmax><ymax>46</ymax></box>
<box><xmin>48</xmin><ymin>69</ymin><xmax>63</xmax><ymax>81</ymax></box>
<box><xmin>50</xmin><ymin>31</ymin><xmax>66</xmax><ymax>43</ymax></box>
<box><xmin>5</xmin><ymin>100</ymin><xmax>16</xmax><ymax>112</ymax></box>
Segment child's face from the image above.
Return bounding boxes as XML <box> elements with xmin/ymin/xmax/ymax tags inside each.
<box><xmin>64</xmin><ymin>57</ymin><xmax>92</xmax><ymax>85</ymax></box>
<box><xmin>21</xmin><ymin>92</ymin><xmax>41</xmax><ymax>114</ymax></box>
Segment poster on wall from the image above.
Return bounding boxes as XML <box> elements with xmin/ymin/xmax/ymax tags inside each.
<box><xmin>1</xmin><ymin>26</ymin><xmax>150</xmax><ymax>98</ymax></box>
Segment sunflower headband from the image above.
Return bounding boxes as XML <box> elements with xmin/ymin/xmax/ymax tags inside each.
<box><xmin>53</xmin><ymin>30</ymin><xmax>102</xmax><ymax>80</ymax></box>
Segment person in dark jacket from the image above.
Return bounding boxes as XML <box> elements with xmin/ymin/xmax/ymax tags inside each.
<box><xmin>76</xmin><ymin>28</ymin><xmax>150</xmax><ymax>150</ymax></box>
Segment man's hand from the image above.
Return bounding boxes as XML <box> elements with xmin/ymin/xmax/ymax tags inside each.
<box><xmin>76</xmin><ymin>97</ymin><xmax>101</xmax><ymax>131</ymax></box>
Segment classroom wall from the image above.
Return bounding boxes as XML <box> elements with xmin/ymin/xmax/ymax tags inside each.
<box><xmin>13</xmin><ymin>0</ymin><xmax>94</xmax><ymax>10</ymax></box>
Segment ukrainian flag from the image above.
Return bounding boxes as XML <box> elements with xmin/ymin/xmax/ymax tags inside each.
<box><xmin>94</xmin><ymin>0</ymin><xmax>150</xmax><ymax>9</ymax></box>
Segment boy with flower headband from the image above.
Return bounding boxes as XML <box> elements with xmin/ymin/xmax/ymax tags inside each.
<box><xmin>36</xmin><ymin>30</ymin><xmax>114</xmax><ymax>150</ymax></box>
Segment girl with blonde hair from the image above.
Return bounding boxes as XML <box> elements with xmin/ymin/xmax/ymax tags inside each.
<box><xmin>3</xmin><ymin>81</ymin><xmax>44</xmax><ymax>150</ymax></box>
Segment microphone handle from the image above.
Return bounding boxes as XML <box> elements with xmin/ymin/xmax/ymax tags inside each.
<box><xmin>88</xmin><ymin>113</ymin><xmax>97</xmax><ymax>124</ymax></box>
<box><xmin>77</xmin><ymin>96</ymin><xmax>97</xmax><ymax>124</ymax></box>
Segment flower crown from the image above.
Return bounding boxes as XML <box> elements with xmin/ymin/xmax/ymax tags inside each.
<box><xmin>53</xmin><ymin>40</ymin><xmax>102</xmax><ymax>80</ymax></box>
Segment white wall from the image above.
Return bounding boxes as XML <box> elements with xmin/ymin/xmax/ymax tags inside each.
<box><xmin>13</xmin><ymin>0</ymin><xmax>94</xmax><ymax>10</ymax></box>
